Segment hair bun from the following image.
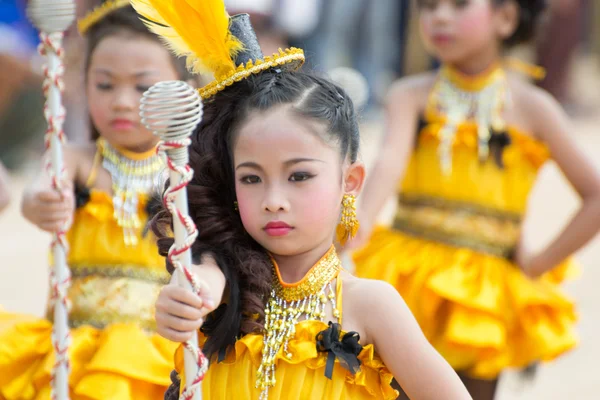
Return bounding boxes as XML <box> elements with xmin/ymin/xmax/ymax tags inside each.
<box><xmin>327</xmin><ymin>67</ymin><xmax>369</xmax><ymax>111</ymax></box>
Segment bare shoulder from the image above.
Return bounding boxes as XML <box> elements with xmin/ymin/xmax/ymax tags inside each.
<box><xmin>509</xmin><ymin>76</ymin><xmax>558</xmax><ymax>112</ymax></box>
<box><xmin>342</xmin><ymin>272</ymin><xmax>400</xmax><ymax>303</ymax></box>
<box><xmin>508</xmin><ymin>75</ymin><xmax>564</xmax><ymax>137</ymax></box>
<box><xmin>341</xmin><ymin>273</ymin><xmax>406</xmax><ymax>328</ymax></box>
<box><xmin>63</xmin><ymin>142</ymin><xmax>97</xmax><ymax>185</ymax></box>
<box><xmin>341</xmin><ymin>273</ymin><xmax>421</xmax><ymax>346</ymax></box>
<box><xmin>387</xmin><ymin>71</ymin><xmax>436</xmax><ymax>108</ymax></box>
<box><xmin>65</xmin><ymin>142</ymin><xmax>96</xmax><ymax>159</ymax></box>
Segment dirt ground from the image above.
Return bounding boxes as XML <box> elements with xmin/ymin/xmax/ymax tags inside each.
<box><xmin>0</xmin><ymin>58</ymin><xmax>598</xmax><ymax>398</ymax></box>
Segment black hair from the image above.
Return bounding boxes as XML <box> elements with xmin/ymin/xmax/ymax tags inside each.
<box><xmin>495</xmin><ymin>0</ymin><xmax>546</xmax><ymax>47</ymax></box>
<box><xmin>152</xmin><ymin>70</ymin><xmax>359</xmax><ymax>360</ymax></box>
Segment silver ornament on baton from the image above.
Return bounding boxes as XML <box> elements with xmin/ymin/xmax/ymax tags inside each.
<box><xmin>141</xmin><ymin>81</ymin><xmax>207</xmax><ymax>400</ymax></box>
<box><xmin>27</xmin><ymin>1</ymin><xmax>75</xmax><ymax>399</ymax></box>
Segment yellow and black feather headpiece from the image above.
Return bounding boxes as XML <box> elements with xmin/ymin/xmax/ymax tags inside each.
<box><xmin>129</xmin><ymin>0</ymin><xmax>304</xmax><ymax>99</ymax></box>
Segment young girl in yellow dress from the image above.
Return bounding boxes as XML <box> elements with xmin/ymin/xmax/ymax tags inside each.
<box><xmin>128</xmin><ymin>0</ymin><xmax>471</xmax><ymax>399</ymax></box>
<box><xmin>348</xmin><ymin>0</ymin><xmax>600</xmax><ymax>398</ymax></box>
<box><xmin>0</xmin><ymin>2</ymin><xmax>193</xmax><ymax>398</ymax></box>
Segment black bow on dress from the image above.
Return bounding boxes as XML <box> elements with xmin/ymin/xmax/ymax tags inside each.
<box><xmin>316</xmin><ymin>322</ymin><xmax>363</xmax><ymax>379</ymax></box>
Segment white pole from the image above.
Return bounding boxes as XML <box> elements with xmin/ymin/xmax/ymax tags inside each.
<box><xmin>26</xmin><ymin>1</ymin><xmax>75</xmax><ymax>399</ymax></box>
<box><xmin>141</xmin><ymin>81</ymin><xmax>206</xmax><ymax>400</ymax></box>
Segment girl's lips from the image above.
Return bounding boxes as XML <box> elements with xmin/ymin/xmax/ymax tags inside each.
<box><xmin>111</xmin><ymin>119</ymin><xmax>135</xmax><ymax>130</ymax></box>
<box><xmin>432</xmin><ymin>33</ymin><xmax>453</xmax><ymax>45</ymax></box>
<box><xmin>264</xmin><ymin>221</ymin><xmax>293</xmax><ymax>237</ymax></box>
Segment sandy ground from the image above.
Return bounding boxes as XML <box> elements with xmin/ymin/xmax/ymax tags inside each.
<box><xmin>0</xmin><ymin>59</ymin><xmax>599</xmax><ymax>398</ymax></box>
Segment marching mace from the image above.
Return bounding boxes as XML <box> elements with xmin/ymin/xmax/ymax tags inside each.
<box><xmin>141</xmin><ymin>81</ymin><xmax>207</xmax><ymax>400</ymax></box>
<box><xmin>27</xmin><ymin>0</ymin><xmax>76</xmax><ymax>399</ymax></box>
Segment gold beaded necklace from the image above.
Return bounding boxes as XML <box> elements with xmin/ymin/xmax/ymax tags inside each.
<box><xmin>428</xmin><ymin>63</ymin><xmax>509</xmax><ymax>175</ymax></box>
<box><xmin>256</xmin><ymin>246</ymin><xmax>342</xmax><ymax>399</ymax></box>
<box><xmin>99</xmin><ymin>138</ymin><xmax>164</xmax><ymax>246</ymax></box>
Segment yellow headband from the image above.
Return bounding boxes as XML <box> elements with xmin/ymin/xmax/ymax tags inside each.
<box><xmin>78</xmin><ymin>0</ymin><xmax>130</xmax><ymax>35</ymax></box>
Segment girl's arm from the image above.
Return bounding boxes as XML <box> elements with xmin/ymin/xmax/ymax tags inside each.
<box><xmin>346</xmin><ymin>78</ymin><xmax>422</xmax><ymax>248</ymax></box>
<box><xmin>0</xmin><ymin>162</ymin><xmax>11</xmax><ymax>213</ymax></box>
<box><xmin>358</xmin><ymin>281</ymin><xmax>471</xmax><ymax>399</ymax></box>
<box><xmin>520</xmin><ymin>88</ymin><xmax>600</xmax><ymax>277</ymax></box>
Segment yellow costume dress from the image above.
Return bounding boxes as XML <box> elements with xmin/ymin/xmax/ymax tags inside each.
<box><xmin>0</xmin><ymin>139</ymin><xmax>177</xmax><ymax>399</ymax></box>
<box><xmin>353</xmin><ymin>65</ymin><xmax>578</xmax><ymax>380</ymax></box>
<box><xmin>172</xmin><ymin>247</ymin><xmax>397</xmax><ymax>400</ymax></box>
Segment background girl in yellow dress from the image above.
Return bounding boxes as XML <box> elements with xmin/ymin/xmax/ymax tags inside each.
<box><xmin>0</xmin><ymin>2</ymin><xmax>194</xmax><ymax>398</ymax></box>
<box><xmin>348</xmin><ymin>0</ymin><xmax>600</xmax><ymax>399</ymax></box>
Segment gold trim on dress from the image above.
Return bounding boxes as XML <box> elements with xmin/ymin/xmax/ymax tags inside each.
<box><xmin>48</xmin><ymin>264</ymin><xmax>168</xmax><ymax>331</ymax></box>
<box><xmin>66</xmin><ymin>312</ymin><xmax>158</xmax><ymax>332</ymax></box>
<box><xmin>398</xmin><ymin>194</ymin><xmax>522</xmax><ymax>222</ymax></box>
<box><xmin>70</xmin><ymin>262</ymin><xmax>170</xmax><ymax>284</ymax></box>
<box><xmin>394</xmin><ymin>195</ymin><xmax>521</xmax><ymax>258</ymax></box>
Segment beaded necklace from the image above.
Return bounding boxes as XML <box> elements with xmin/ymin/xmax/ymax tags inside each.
<box><xmin>99</xmin><ymin>138</ymin><xmax>163</xmax><ymax>245</ymax></box>
<box><xmin>428</xmin><ymin>64</ymin><xmax>509</xmax><ymax>175</ymax></box>
<box><xmin>256</xmin><ymin>246</ymin><xmax>342</xmax><ymax>399</ymax></box>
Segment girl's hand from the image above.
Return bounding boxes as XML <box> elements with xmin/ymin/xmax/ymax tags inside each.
<box><xmin>518</xmin><ymin>253</ymin><xmax>552</xmax><ymax>279</ymax></box>
<box><xmin>155</xmin><ymin>282</ymin><xmax>216</xmax><ymax>342</ymax></box>
<box><xmin>21</xmin><ymin>182</ymin><xmax>74</xmax><ymax>233</ymax></box>
<box><xmin>514</xmin><ymin>240</ymin><xmax>550</xmax><ymax>279</ymax></box>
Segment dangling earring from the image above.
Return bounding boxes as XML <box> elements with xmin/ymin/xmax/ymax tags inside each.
<box><xmin>336</xmin><ymin>194</ymin><xmax>359</xmax><ymax>246</ymax></box>
<box><xmin>234</xmin><ymin>201</ymin><xmax>239</xmax><ymax>211</ymax></box>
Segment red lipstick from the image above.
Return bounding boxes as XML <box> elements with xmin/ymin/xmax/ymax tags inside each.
<box><xmin>263</xmin><ymin>221</ymin><xmax>293</xmax><ymax>237</ymax></box>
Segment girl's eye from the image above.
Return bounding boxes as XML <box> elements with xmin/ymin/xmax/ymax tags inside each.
<box><xmin>240</xmin><ymin>175</ymin><xmax>261</xmax><ymax>184</ymax></box>
<box><xmin>96</xmin><ymin>83</ymin><xmax>113</xmax><ymax>91</ymax></box>
<box><xmin>289</xmin><ymin>172</ymin><xmax>314</xmax><ymax>182</ymax></box>
<box><xmin>136</xmin><ymin>85</ymin><xmax>151</xmax><ymax>93</ymax></box>
<box><xmin>455</xmin><ymin>0</ymin><xmax>469</xmax><ymax>8</ymax></box>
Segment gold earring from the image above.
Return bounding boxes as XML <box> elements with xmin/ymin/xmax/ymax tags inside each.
<box><xmin>234</xmin><ymin>201</ymin><xmax>239</xmax><ymax>211</ymax></box>
<box><xmin>336</xmin><ymin>194</ymin><xmax>359</xmax><ymax>246</ymax></box>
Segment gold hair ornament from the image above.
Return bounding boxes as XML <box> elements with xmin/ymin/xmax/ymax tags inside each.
<box><xmin>77</xmin><ymin>0</ymin><xmax>130</xmax><ymax>34</ymax></box>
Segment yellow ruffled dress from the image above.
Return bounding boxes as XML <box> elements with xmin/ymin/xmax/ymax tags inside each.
<box><xmin>173</xmin><ymin>248</ymin><xmax>397</xmax><ymax>400</ymax></box>
<box><xmin>0</xmin><ymin>160</ymin><xmax>176</xmax><ymax>399</ymax></box>
<box><xmin>353</xmin><ymin>66</ymin><xmax>578</xmax><ymax>380</ymax></box>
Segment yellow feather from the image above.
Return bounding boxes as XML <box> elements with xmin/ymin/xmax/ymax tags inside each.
<box><xmin>130</xmin><ymin>0</ymin><xmax>243</xmax><ymax>78</ymax></box>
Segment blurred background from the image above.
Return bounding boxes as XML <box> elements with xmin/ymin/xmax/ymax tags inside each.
<box><xmin>0</xmin><ymin>1</ymin><xmax>598</xmax><ymax>398</ymax></box>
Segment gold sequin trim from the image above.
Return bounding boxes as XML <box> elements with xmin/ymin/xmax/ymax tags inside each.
<box><xmin>198</xmin><ymin>48</ymin><xmax>305</xmax><ymax>100</ymax></box>
<box><xmin>70</xmin><ymin>263</ymin><xmax>170</xmax><ymax>284</ymax></box>
<box><xmin>272</xmin><ymin>247</ymin><xmax>341</xmax><ymax>302</ymax></box>
<box><xmin>65</xmin><ymin>313</ymin><xmax>158</xmax><ymax>332</ymax></box>
<box><xmin>399</xmin><ymin>195</ymin><xmax>522</xmax><ymax>222</ymax></box>
<box><xmin>394</xmin><ymin>195</ymin><xmax>521</xmax><ymax>258</ymax></box>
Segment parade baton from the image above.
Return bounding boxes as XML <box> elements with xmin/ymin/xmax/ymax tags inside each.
<box><xmin>141</xmin><ymin>81</ymin><xmax>207</xmax><ymax>400</ymax></box>
<box><xmin>27</xmin><ymin>1</ymin><xmax>75</xmax><ymax>399</ymax></box>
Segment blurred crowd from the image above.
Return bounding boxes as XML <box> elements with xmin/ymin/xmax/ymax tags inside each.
<box><xmin>0</xmin><ymin>0</ymin><xmax>598</xmax><ymax>171</ymax></box>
